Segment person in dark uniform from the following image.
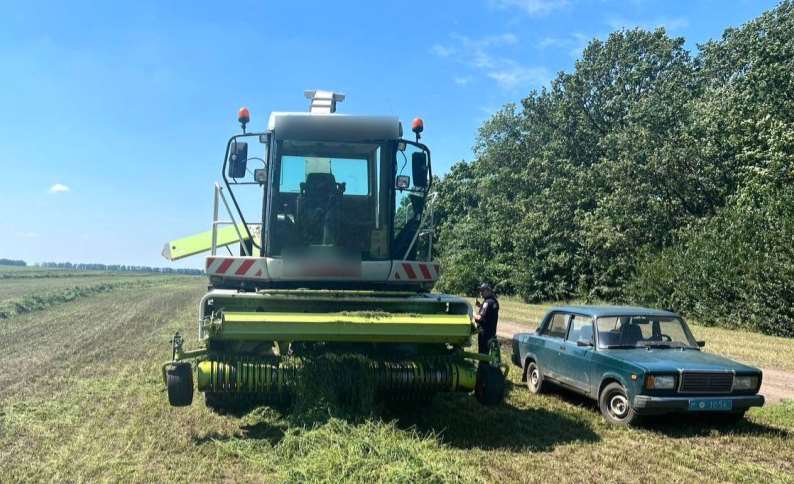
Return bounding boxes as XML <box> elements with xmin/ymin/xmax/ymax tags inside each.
<box><xmin>474</xmin><ymin>283</ymin><xmax>499</xmax><ymax>354</ymax></box>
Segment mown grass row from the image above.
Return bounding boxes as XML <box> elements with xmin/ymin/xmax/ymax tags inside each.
<box><xmin>0</xmin><ymin>269</ymin><xmax>168</xmax><ymax>280</ymax></box>
<box><xmin>0</xmin><ymin>277</ymin><xmax>191</xmax><ymax>320</ymax></box>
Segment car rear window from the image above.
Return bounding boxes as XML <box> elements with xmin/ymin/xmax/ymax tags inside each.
<box><xmin>545</xmin><ymin>313</ymin><xmax>568</xmax><ymax>339</ymax></box>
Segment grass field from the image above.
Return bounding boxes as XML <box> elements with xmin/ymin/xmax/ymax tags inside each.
<box><xmin>1</xmin><ymin>270</ymin><xmax>793</xmax><ymax>483</ymax></box>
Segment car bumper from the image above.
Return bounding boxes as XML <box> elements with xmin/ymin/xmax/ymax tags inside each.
<box><xmin>633</xmin><ymin>394</ymin><xmax>765</xmax><ymax>414</ymax></box>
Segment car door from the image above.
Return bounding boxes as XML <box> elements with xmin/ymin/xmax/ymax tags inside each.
<box><xmin>537</xmin><ymin>312</ymin><xmax>570</xmax><ymax>381</ymax></box>
<box><xmin>557</xmin><ymin>313</ymin><xmax>595</xmax><ymax>393</ymax></box>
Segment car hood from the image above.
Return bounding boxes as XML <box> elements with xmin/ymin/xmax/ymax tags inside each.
<box><xmin>599</xmin><ymin>348</ymin><xmax>760</xmax><ymax>373</ymax></box>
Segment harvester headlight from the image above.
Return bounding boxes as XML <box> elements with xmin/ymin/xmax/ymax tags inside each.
<box><xmin>645</xmin><ymin>375</ymin><xmax>676</xmax><ymax>390</ymax></box>
<box><xmin>396</xmin><ymin>175</ymin><xmax>410</xmax><ymax>189</ymax></box>
<box><xmin>254</xmin><ymin>168</ymin><xmax>268</xmax><ymax>184</ymax></box>
<box><xmin>733</xmin><ymin>376</ymin><xmax>758</xmax><ymax>391</ymax></box>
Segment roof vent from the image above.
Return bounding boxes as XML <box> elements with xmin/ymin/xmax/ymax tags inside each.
<box><xmin>304</xmin><ymin>90</ymin><xmax>346</xmax><ymax>114</ymax></box>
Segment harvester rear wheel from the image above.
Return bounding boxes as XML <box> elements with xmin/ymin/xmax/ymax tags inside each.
<box><xmin>166</xmin><ymin>363</ymin><xmax>193</xmax><ymax>407</ymax></box>
<box><xmin>475</xmin><ymin>364</ymin><xmax>505</xmax><ymax>406</ymax></box>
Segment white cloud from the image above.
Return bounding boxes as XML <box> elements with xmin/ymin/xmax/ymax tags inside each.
<box><xmin>487</xmin><ymin>63</ymin><xmax>550</xmax><ymax>89</ymax></box>
<box><xmin>430</xmin><ymin>44</ymin><xmax>456</xmax><ymax>57</ymax></box>
<box><xmin>49</xmin><ymin>183</ymin><xmax>70</xmax><ymax>193</ymax></box>
<box><xmin>537</xmin><ymin>32</ymin><xmax>592</xmax><ymax>59</ymax></box>
<box><xmin>538</xmin><ymin>36</ymin><xmax>566</xmax><ymax>48</ymax></box>
<box><xmin>431</xmin><ymin>33</ymin><xmax>546</xmax><ymax>90</ymax></box>
<box><xmin>606</xmin><ymin>16</ymin><xmax>689</xmax><ymax>32</ymax></box>
<box><xmin>491</xmin><ymin>0</ymin><xmax>569</xmax><ymax>16</ymax></box>
<box><xmin>16</xmin><ymin>231</ymin><xmax>39</xmax><ymax>238</ymax></box>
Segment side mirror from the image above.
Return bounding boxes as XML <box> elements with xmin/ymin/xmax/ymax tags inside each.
<box><xmin>577</xmin><ymin>338</ymin><xmax>594</xmax><ymax>347</ymax></box>
<box><xmin>412</xmin><ymin>152</ymin><xmax>428</xmax><ymax>188</ymax></box>
<box><xmin>696</xmin><ymin>340</ymin><xmax>705</xmax><ymax>348</ymax></box>
<box><xmin>227</xmin><ymin>141</ymin><xmax>248</xmax><ymax>178</ymax></box>
<box><xmin>396</xmin><ymin>175</ymin><xmax>410</xmax><ymax>190</ymax></box>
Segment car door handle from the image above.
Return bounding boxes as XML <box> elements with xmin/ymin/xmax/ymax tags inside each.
<box><xmin>559</xmin><ymin>346</ymin><xmax>566</xmax><ymax>352</ymax></box>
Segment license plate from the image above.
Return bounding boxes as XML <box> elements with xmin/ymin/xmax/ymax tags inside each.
<box><xmin>688</xmin><ymin>399</ymin><xmax>733</xmax><ymax>411</ymax></box>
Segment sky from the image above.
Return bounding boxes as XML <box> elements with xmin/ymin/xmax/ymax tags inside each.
<box><xmin>0</xmin><ymin>0</ymin><xmax>779</xmax><ymax>268</ymax></box>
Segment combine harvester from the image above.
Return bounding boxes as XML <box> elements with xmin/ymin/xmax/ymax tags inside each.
<box><xmin>162</xmin><ymin>91</ymin><xmax>506</xmax><ymax>409</ymax></box>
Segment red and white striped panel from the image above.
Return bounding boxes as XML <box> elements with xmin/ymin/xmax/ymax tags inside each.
<box><xmin>205</xmin><ymin>257</ymin><xmax>269</xmax><ymax>279</ymax></box>
<box><xmin>389</xmin><ymin>261</ymin><xmax>441</xmax><ymax>282</ymax></box>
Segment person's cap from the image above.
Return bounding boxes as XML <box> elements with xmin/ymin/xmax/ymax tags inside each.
<box><xmin>479</xmin><ymin>283</ymin><xmax>493</xmax><ymax>291</ymax></box>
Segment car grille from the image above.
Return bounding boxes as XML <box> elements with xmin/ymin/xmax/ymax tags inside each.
<box><xmin>679</xmin><ymin>372</ymin><xmax>734</xmax><ymax>393</ymax></box>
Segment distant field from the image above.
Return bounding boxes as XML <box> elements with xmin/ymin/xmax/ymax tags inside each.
<box><xmin>0</xmin><ymin>275</ymin><xmax>792</xmax><ymax>482</ymax></box>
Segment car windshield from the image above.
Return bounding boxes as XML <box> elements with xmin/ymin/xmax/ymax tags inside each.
<box><xmin>595</xmin><ymin>316</ymin><xmax>697</xmax><ymax>349</ymax></box>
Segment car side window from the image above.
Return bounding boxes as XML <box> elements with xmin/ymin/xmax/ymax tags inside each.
<box><xmin>567</xmin><ymin>315</ymin><xmax>593</xmax><ymax>343</ymax></box>
<box><xmin>545</xmin><ymin>313</ymin><xmax>569</xmax><ymax>339</ymax></box>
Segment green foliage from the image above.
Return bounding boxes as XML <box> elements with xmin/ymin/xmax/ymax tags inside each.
<box><xmin>434</xmin><ymin>2</ymin><xmax>794</xmax><ymax>335</ymax></box>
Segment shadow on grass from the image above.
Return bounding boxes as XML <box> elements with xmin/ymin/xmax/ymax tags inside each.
<box><xmin>387</xmin><ymin>382</ymin><xmax>601</xmax><ymax>452</ymax></box>
<box><xmin>640</xmin><ymin>413</ymin><xmax>791</xmax><ymax>438</ymax></box>
<box><xmin>539</xmin><ymin>383</ymin><xmax>789</xmax><ymax>438</ymax></box>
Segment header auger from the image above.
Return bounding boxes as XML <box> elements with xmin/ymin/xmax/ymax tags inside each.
<box><xmin>162</xmin><ymin>91</ymin><xmax>506</xmax><ymax>410</ymax></box>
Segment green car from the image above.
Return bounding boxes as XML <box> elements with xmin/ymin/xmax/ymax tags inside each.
<box><xmin>511</xmin><ymin>306</ymin><xmax>765</xmax><ymax>426</ymax></box>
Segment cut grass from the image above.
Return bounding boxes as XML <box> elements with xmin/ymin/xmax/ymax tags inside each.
<box><xmin>0</xmin><ymin>274</ymin><xmax>198</xmax><ymax>319</ymax></box>
<box><xmin>0</xmin><ymin>281</ymin><xmax>793</xmax><ymax>482</ymax></box>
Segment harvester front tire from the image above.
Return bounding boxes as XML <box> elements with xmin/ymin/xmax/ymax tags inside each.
<box><xmin>475</xmin><ymin>364</ymin><xmax>505</xmax><ymax>406</ymax></box>
<box><xmin>166</xmin><ymin>363</ymin><xmax>193</xmax><ymax>407</ymax></box>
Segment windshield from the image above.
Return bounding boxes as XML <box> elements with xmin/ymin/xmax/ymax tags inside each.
<box><xmin>268</xmin><ymin>140</ymin><xmax>390</xmax><ymax>259</ymax></box>
<box><xmin>596</xmin><ymin>316</ymin><xmax>697</xmax><ymax>349</ymax></box>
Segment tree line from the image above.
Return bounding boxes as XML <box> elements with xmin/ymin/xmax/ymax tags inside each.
<box><xmin>432</xmin><ymin>2</ymin><xmax>793</xmax><ymax>336</ymax></box>
<box><xmin>34</xmin><ymin>261</ymin><xmax>203</xmax><ymax>275</ymax></box>
<box><xmin>0</xmin><ymin>259</ymin><xmax>26</xmax><ymax>266</ymax></box>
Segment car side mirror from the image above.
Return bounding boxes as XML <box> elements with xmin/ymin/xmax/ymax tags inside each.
<box><xmin>696</xmin><ymin>340</ymin><xmax>705</xmax><ymax>348</ymax></box>
<box><xmin>227</xmin><ymin>141</ymin><xmax>248</xmax><ymax>178</ymax></box>
<box><xmin>412</xmin><ymin>152</ymin><xmax>428</xmax><ymax>188</ymax></box>
<box><xmin>577</xmin><ymin>338</ymin><xmax>594</xmax><ymax>347</ymax></box>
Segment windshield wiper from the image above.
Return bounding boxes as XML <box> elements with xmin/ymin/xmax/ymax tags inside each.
<box><xmin>642</xmin><ymin>342</ymin><xmax>672</xmax><ymax>349</ymax></box>
<box><xmin>603</xmin><ymin>345</ymin><xmax>637</xmax><ymax>349</ymax></box>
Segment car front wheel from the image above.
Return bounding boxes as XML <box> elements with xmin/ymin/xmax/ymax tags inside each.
<box><xmin>599</xmin><ymin>382</ymin><xmax>640</xmax><ymax>426</ymax></box>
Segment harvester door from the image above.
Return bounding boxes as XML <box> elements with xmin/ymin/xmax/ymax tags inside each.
<box><xmin>393</xmin><ymin>143</ymin><xmax>430</xmax><ymax>260</ymax></box>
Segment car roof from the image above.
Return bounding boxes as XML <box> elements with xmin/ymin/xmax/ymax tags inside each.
<box><xmin>546</xmin><ymin>305</ymin><xmax>680</xmax><ymax>318</ymax></box>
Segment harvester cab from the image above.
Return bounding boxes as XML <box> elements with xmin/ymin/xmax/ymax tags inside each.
<box><xmin>162</xmin><ymin>91</ymin><xmax>507</xmax><ymax>409</ymax></box>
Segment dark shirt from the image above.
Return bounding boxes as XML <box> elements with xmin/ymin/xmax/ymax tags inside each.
<box><xmin>478</xmin><ymin>295</ymin><xmax>499</xmax><ymax>333</ymax></box>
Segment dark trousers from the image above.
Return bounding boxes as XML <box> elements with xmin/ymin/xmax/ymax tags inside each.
<box><xmin>478</xmin><ymin>325</ymin><xmax>496</xmax><ymax>354</ymax></box>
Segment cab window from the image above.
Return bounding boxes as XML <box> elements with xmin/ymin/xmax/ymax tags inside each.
<box><xmin>544</xmin><ymin>313</ymin><xmax>569</xmax><ymax>339</ymax></box>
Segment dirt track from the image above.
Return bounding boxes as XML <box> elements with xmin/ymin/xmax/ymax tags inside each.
<box><xmin>497</xmin><ymin>320</ymin><xmax>794</xmax><ymax>404</ymax></box>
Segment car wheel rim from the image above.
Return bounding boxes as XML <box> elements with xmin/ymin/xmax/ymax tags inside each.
<box><xmin>609</xmin><ymin>394</ymin><xmax>629</xmax><ymax>419</ymax></box>
<box><xmin>530</xmin><ymin>369</ymin><xmax>539</xmax><ymax>388</ymax></box>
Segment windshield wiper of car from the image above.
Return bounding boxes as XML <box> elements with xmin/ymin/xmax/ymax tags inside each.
<box><xmin>603</xmin><ymin>344</ymin><xmax>638</xmax><ymax>349</ymax></box>
<box><xmin>642</xmin><ymin>342</ymin><xmax>672</xmax><ymax>349</ymax></box>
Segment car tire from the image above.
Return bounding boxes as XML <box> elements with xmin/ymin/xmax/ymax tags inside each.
<box><xmin>599</xmin><ymin>382</ymin><xmax>640</xmax><ymax>426</ymax></box>
<box><xmin>166</xmin><ymin>363</ymin><xmax>193</xmax><ymax>407</ymax></box>
<box><xmin>525</xmin><ymin>361</ymin><xmax>547</xmax><ymax>394</ymax></box>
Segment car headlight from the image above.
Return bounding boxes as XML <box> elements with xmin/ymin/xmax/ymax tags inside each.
<box><xmin>645</xmin><ymin>375</ymin><xmax>676</xmax><ymax>390</ymax></box>
<box><xmin>734</xmin><ymin>376</ymin><xmax>759</xmax><ymax>391</ymax></box>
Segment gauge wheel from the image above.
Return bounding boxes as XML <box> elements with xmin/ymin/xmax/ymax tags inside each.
<box><xmin>599</xmin><ymin>382</ymin><xmax>640</xmax><ymax>426</ymax></box>
<box><xmin>166</xmin><ymin>363</ymin><xmax>193</xmax><ymax>407</ymax></box>
<box><xmin>475</xmin><ymin>364</ymin><xmax>506</xmax><ymax>406</ymax></box>
<box><xmin>525</xmin><ymin>361</ymin><xmax>547</xmax><ymax>394</ymax></box>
